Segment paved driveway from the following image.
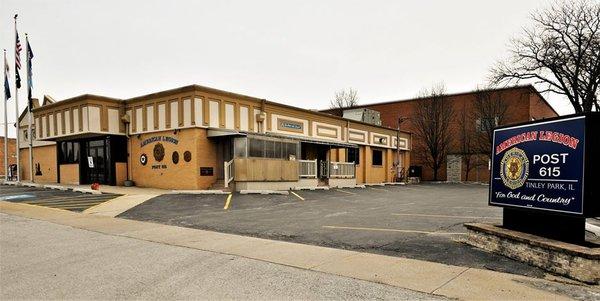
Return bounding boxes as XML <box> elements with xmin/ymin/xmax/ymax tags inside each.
<box><xmin>0</xmin><ymin>185</ymin><xmax>119</xmax><ymax>212</ymax></box>
<box><xmin>119</xmin><ymin>183</ymin><xmax>547</xmax><ymax>277</ymax></box>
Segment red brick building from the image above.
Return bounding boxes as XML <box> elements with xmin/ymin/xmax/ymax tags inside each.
<box><xmin>323</xmin><ymin>85</ymin><xmax>558</xmax><ymax>182</ymax></box>
<box><xmin>0</xmin><ymin>137</ymin><xmax>17</xmax><ymax>177</ymax></box>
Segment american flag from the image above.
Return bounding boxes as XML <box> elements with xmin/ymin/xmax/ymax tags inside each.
<box><xmin>15</xmin><ymin>31</ymin><xmax>22</xmax><ymax>89</ymax></box>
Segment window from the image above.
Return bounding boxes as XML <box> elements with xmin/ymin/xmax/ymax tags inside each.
<box><xmin>234</xmin><ymin>137</ymin><xmax>247</xmax><ymax>158</ymax></box>
<box><xmin>372</xmin><ymin>149</ymin><xmax>383</xmax><ymax>166</ymax></box>
<box><xmin>23</xmin><ymin>128</ymin><xmax>37</xmax><ymax>141</ymax></box>
<box><xmin>58</xmin><ymin>141</ymin><xmax>79</xmax><ymax>164</ymax></box>
<box><xmin>476</xmin><ymin>117</ymin><xmax>499</xmax><ymax>132</ymax></box>
<box><xmin>248</xmin><ymin>138</ymin><xmax>264</xmax><ymax>157</ymax></box>
<box><xmin>245</xmin><ymin>136</ymin><xmax>298</xmax><ymax>160</ymax></box>
<box><xmin>347</xmin><ymin>148</ymin><xmax>359</xmax><ymax>165</ymax></box>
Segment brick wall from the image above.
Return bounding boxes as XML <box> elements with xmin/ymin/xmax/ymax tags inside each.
<box><xmin>328</xmin><ymin>86</ymin><xmax>558</xmax><ymax>182</ymax></box>
<box><xmin>0</xmin><ymin>138</ymin><xmax>17</xmax><ymax>176</ymax></box>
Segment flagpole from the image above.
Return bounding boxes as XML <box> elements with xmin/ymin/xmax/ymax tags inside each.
<box><xmin>26</xmin><ymin>34</ymin><xmax>33</xmax><ymax>183</ymax></box>
<box><xmin>3</xmin><ymin>50</ymin><xmax>7</xmax><ymax>182</ymax></box>
<box><xmin>14</xmin><ymin>15</ymin><xmax>20</xmax><ymax>182</ymax></box>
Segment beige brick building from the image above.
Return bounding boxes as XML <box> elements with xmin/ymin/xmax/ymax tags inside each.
<box><xmin>18</xmin><ymin>84</ymin><xmax>412</xmax><ymax>190</ymax></box>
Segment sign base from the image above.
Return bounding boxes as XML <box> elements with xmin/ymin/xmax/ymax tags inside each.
<box><xmin>503</xmin><ymin>208</ymin><xmax>586</xmax><ymax>244</ymax></box>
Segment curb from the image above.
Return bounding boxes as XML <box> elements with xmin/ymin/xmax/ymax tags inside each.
<box><xmin>43</xmin><ymin>184</ymin><xmax>69</xmax><ymax>191</ymax></box>
<box><xmin>240</xmin><ymin>190</ymin><xmax>289</xmax><ymax>195</ymax></box>
<box><xmin>337</xmin><ymin>185</ymin><xmax>366</xmax><ymax>189</ymax></box>
<box><xmin>72</xmin><ymin>188</ymin><xmax>102</xmax><ymax>195</ymax></box>
<box><xmin>170</xmin><ymin>190</ymin><xmax>230</xmax><ymax>195</ymax></box>
<box><xmin>293</xmin><ymin>186</ymin><xmax>330</xmax><ymax>191</ymax></box>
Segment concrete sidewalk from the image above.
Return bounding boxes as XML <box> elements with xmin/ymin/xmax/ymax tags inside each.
<box><xmin>82</xmin><ymin>194</ymin><xmax>160</xmax><ymax>217</ymax></box>
<box><xmin>0</xmin><ymin>201</ymin><xmax>594</xmax><ymax>300</ymax></box>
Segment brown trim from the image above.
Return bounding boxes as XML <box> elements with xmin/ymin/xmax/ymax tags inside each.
<box><xmin>315</xmin><ymin>124</ymin><xmax>338</xmax><ymax>138</ymax></box>
<box><xmin>202</xmin><ymin>97</ymin><xmax>209</xmax><ymax>126</ymax></box>
<box><xmin>178</xmin><ymin>98</ymin><xmax>184</xmax><ymax>127</ymax></box>
<box><xmin>60</xmin><ymin>110</ymin><xmax>65</xmax><ymax>135</ymax></box>
<box><xmin>101</xmin><ymin>105</ymin><xmax>108</xmax><ymax>131</ymax></box>
<box><xmin>78</xmin><ymin>105</ymin><xmax>84</xmax><ymax>131</ymax></box>
<box><xmin>234</xmin><ymin>102</ymin><xmax>240</xmax><ymax>129</ymax></box>
<box><xmin>69</xmin><ymin>108</ymin><xmax>74</xmax><ymax>134</ymax></box>
<box><xmin>190</xmin><ymin>97</ymin><xmax>196</xmax><ymax>126</ymax></box>
<box><xmin>45</xmin><ymin>114</ymin><xmax>49</xmax><ymax>137</ymax></box>
<box><xmin>118</xmin><ymin>107</ymin><xmax>126</xmax><ymax>133</ymax></box>
<box><xmin>53</xmin><ymin>112</ymin><xmax>58</xmax><ymax>136</ymax></box>
<box><xmin>142</xmin><ymin>105</ymin><xmax>148</xmax><ymax>131</ymax></box>
<box><xmin>348</xmin><ymin>129</ymin><xmax>366</xmax><ymax>142</ymax></box>
<box><xmin>249</xmin><ymin>107</ymin><xmax>255</xmax><ymax>131</ymax></box>
<box><xmin>219</xmin><ymin>99</ymin><xmax>225</xmax><ymax>127</ymax></box>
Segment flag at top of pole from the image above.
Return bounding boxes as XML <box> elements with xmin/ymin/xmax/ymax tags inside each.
<box><xmin>15</xmin><ymin>21</ymin><xmax>22</xmax><ymax>89</ymax></box>
<box><xmin>3</xmin><ymin>50</ymin><xmax>10</xmax><ymax>100</ymax></box>
<box><xmin>26</xmin><ymin>35</ymin><xmax>33</xmax><ymax>111</ymax></box>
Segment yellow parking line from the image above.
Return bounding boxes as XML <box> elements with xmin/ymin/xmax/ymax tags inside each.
<box><xmin>223</xmin><ymin>193</ymin><xmax>233</xmax><ymax>210</ymax></box>
<box><xmin>322</xmin><ymin>225</ymin><xmax>466</xmax><ymax>236</ymax></box>
<box><xmin>336</xmin><ymin>189</ymin><xmax>356</xmax><ymax>195</ymax></box>
<box><xmin>290</xmin><ymin>191</ymin><xmax>304</xmax><ymax>201</ymax></box>
<box><xmin>368</xmin><ymin>187</ymin><xmax>388</xmax><ymax>192</ymax></box>
<box><xmin>392</xmin><ymin>213</ymin><xmax>502</xmax><ymax>220</ymax></box>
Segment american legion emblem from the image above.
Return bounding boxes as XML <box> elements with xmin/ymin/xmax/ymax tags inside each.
<box><xmin>500</xmin><ymin>147</ymin><xmax>529</xmax><ymax>189</ymax></box>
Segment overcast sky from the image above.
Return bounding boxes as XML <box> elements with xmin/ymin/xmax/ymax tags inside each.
<box><xmin>1</xmin><ymin>0</ymin><xmax>569</xmax><ymax>138</ymax></box>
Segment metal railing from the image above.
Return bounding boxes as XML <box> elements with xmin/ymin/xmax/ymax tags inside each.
<box><xmin>329</xmin><ymin>161</ymin><xmax>355</xmax><ymax>178</ymax></box>
<box><xmin>298</xmin><ymin>159</ymin><xmax>317</xmax><ymax>178</ymax></box>
<box><xmin>224</xmin><ymin>159</ymin><xmax>234</xmax><ymax>188</ymax></box>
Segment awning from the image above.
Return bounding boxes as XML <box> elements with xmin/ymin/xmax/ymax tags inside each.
<box><xmin>247</xmin><ymin>132</ymin><xmax>358</xmax><ymax>148</ymax></box>
<box><xmin>207</xmin><ymin>129</ymin><xmax>247</xmax><ymax>138</ymax></box>
<box><xmin>296</xmin><ymin>137</ymin><xmax>358</xmax><ymax>148</ymax></box>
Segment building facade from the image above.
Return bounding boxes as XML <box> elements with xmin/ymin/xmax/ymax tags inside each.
<box><xmin>0</xmin><ymin>137</ymin><xmax>16</xmax><ymax>177</ymax></box>
<box><xmin>18</xmin><ymin>85</ymin><xmax>411</xmax><ymax>190</ymax></box>
<box><xmin>323</xmin><ymin>85</ymin><xmax>557</xmax><ymax>182</ymax></box>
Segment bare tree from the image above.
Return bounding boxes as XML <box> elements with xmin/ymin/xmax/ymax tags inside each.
<box><xmin>412</xmin><ymin>83</ymin><xmax>454</xmax><ymax>181</ymax></box>
<box><xmin>490</xmin><ymin>0</ymin><xmax>600</xmax><ymax>113</ymax></box>
<box><xmin>470</xmin><ymin>88</ymin><xmax>509</xmax><ymax>159</ymax></box>
<box><xmin>329</xmin><ymin>88</ymin><xmax>359</xmax><ymax>111</ymax></box>
<box><xmin>457</xmin><ymin>104</ymin><xmax>476</xmax><ymax>181</ymax></box>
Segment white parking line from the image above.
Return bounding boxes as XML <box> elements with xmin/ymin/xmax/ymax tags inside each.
<box><xmin>290</xmin><ymin>191</ymin><xmax>305</xmax><ymax>201</ymax></box>
<box><xmin>368</xmin><ymin>187</ymin><xmax>388</xmax><ymax>192</ymax></box>
<box><xmin>335</xmin><ymin>189</ymin><xmax>357</xmax><ymax>195</ymax></box>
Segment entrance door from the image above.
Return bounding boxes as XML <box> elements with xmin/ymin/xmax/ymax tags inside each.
<box><xmin>215</xmin><ymin>138</ymin><xmax>233</xmax><ymax>180</ymax></box>
<box><xmin>86</xmin><ymin>139</ymin><xmax>108</xmax><ymax>184</ymax></box>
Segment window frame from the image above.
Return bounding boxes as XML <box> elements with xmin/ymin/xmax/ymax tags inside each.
<box><xmin>371</xmin><ymin>149</ymin><xmax>383</xmax><ymax>166</ymax></box>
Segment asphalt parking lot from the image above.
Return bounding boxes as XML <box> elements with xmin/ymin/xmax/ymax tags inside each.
<box><xmin>119</xmin><ymin>183</ymin><xmax>547</xmax><ymax>277</ymax></box>
<box><xmin>0</xmin><ymin>185</ymin><xmax>119</xmax><ymax>212</ymax></box>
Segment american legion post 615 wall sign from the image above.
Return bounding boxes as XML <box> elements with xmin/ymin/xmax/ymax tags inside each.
<box><xmin>489</xmin><ymin>113</ymin><xmax>599</xmax><ymax>242</ymax></box>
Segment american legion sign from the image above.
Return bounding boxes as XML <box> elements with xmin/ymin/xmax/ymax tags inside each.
<box><xmin>490</xmin><ymin>113</ymin><xmax>599</xmax><ymax>242</ymax></box>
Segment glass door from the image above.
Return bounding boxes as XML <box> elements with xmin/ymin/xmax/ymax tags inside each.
<box><xmin>86</xmin><ymin>139</ymin><xmax>108</xmax><ymax>184</ymax></box>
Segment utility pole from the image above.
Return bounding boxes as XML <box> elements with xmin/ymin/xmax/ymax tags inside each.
<box><xmin>396</xmin><ymin>117</ymin><xmax>409</xmax><ymax>182</ymax></box>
